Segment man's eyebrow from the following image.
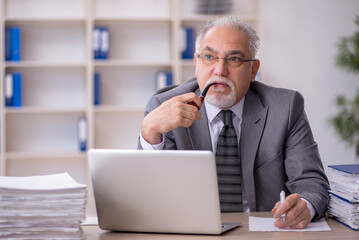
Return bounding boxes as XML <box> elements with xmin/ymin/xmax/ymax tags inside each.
<box><xmin>227</xmin><ymin>50</ymin><xmax>245</xmax><ymax>58</ymax></box>
<box><xmin>202</xmin><ymin>46</ymin><xmax>218</xmax><ymax>54</ymax></box>
<box><xmin>201</xmin><ymin>47</ymin><xmax>246</xmax><ymax>58</ymax></box>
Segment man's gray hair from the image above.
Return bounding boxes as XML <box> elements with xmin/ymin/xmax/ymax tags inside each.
<box><xmin>195</xmin><ymin>16</ymin><xmax>260</xmax><ymax>58</ymax></box>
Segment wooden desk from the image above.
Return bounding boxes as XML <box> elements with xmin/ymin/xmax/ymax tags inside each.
<box><xmin>84</xmin><ymin>212</ymin><xmax>358</xmax><ymax>240</ymax></box>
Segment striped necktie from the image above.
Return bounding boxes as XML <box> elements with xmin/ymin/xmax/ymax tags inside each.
<box><xmin>215</xmin><ymin>110</ymin><xmax>243</xmax><ymax>212</ymax></box>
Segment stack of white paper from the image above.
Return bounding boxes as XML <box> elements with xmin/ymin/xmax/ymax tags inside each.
<box><xmin>327</xmin><ymin>165</ymin><xmax>359</xmax><ymax>230</ymax></box>
<box><xmin>0</xmin><ymin>173</ymin><xmax>87</xmax><ymax>239</ymax></box>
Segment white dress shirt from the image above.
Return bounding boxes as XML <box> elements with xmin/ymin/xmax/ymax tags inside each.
<box><xmin>140</xmin><ymin>98</ymin><xmax>315</xmax><ymax>218</ymax></box>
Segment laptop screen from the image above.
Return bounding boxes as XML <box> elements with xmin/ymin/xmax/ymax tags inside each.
<box><xmin>88</xmin><ymin>149</ymin><xmax>227</xmax><ymax>234</ymax></box>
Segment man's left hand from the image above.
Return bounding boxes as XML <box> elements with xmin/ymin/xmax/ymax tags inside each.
<box><xmin>271</xmin><ymin>193</ymin><xmax>311</xmax><ymax>229</ymax></box>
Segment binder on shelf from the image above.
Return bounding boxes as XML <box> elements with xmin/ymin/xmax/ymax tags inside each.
<box><xmin>155</xmin><ymin>71</ymin><xmax>173</xmax><ymax>92</ymax></box>
<box><xmin>11</xmin><ymin>27</ymin><xmax>21</xmax><ymax>61</ymax></box>
<box><xmin>181</xmin><ymin>27</ymin><xmax>195</xmax><ymax>59</ymax></box>
<box><xmin>196</xmin><ymin>0</ymin><xmax>233</xmax><ymax>15</ymax></box>
<box><xmin>94</xmin><ymin>72</ymin><xmax>101</xmax><ymax>105</ymax></box>
<box><xmin>12</xmin><ymin>73</ymin><xmax>22</xmax><ymax>107</ymax></box>
<box><xmin>4</xmin><ymin>72</ymin><xmax>22</xmax><ymax>108</ymax></box>
<box><xmin>100</xmin><ymin>27</ymin><xmax>109</xmax><ymax>59</ymax></box>
<box><xmin>77</xmin><ymin>117</ymin><xmax>87</xmax><ymax>152</ymax></box>
<box><xmin>4</xmin><ymin>27</ymin><xmax>21</xmax><ymax>61</ymax></box>
<box><xmin>4</xmin><ymin>73</ymin><xmax>13</xmax><ymax>107</ymax></box>
<box><xmin>93</xmin><ymin>27</ymin><xmax>109</xmax><ymax>60</ymax></box>
<box><xmin>93</xmin><ymin>27</ymin><xmax>101</xmax><ymax>59</ymax></box>
<box><xmin>5</xmin><ymin>28</ymin><xmax>12</xmax><ymax>61</ymax></box>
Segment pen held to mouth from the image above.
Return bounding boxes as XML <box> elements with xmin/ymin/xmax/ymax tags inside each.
<box><xmin>187</xmin><ymin>82</ymin><xmax>218</xmax><ymax>110</ymax></box>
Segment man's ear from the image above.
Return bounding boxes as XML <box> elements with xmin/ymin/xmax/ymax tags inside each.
<box><xmin>194</xmin><ymin>53</ymin><xmax>198</xmax><ymax>64</ymax></box>
<box><xmin>250</xmin><ymin>60</ymin><xmax>260</xmax><ymax>82</ymax></box>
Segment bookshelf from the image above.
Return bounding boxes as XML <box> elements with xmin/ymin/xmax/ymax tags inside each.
<box><xmin>0</xmin><ymin>0</ymin><xmax>260</xmax><ymax>216</ymax></box>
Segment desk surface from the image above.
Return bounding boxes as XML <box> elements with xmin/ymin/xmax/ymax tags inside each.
<box><xmin>84</xmin><ymin>212</ymin><xmax>358</xmax><ymax>240</ymax></box>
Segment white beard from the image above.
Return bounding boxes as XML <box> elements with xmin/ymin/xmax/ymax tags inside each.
<box><xmin>204</xmin><ymin>76</ymin><xmax>237</xmax><ymax>109</ymax></box>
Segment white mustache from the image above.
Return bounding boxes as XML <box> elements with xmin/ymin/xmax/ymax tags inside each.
<box><xmin>206</xmin><ymin>77</ymin><xmax>234</xmax><ymax>92</ymax></box>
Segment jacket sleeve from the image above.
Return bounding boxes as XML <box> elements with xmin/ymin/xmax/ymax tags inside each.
<box><xmin>284</xmin><ymin>91</ymin><xmax>330</xmax><ymax>221</ymax></box>
<box><xmin>137</xmin><ymin>95</ymin><xmax>177</xmax><ymax>150</ymax></box>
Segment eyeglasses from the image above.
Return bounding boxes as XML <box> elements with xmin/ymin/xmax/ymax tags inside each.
<box><xmin>197</xmin><ymin>54</ymin><xmax>257</xmax><ymax>68</ymax></box>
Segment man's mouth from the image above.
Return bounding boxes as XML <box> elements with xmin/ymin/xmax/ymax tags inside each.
<box><xmin>213</xmin><ymin>82</ymin><xmax>229</xmax><ymax>88</ymax></box>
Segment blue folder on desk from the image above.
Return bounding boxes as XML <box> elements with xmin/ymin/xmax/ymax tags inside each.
<box><xmin>328</xmin><ymin>192</ymin><xmax>359</xmax><ymax>231</ymax></box>
<box><xmin>328</xmin><ymin>164</ymin><xmax>359</xmax><ymax>174</ymax></box>
<box><xmin>327</xmin><ymin>164</ymin><xmax>359</xmax><ymax>231</ymax></box>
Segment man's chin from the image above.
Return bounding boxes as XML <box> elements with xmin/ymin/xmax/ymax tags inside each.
<box><xmin>206</xmin><ymin>94</ymin><xmax>236</xmax><ymax>109</ymax></box>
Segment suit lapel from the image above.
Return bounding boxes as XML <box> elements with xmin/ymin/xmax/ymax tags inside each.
<box><xmin>187</xmin><ymin>89</ymin><xmax>212</xmax><ymax>151</ymax></box>
<box><xmin>240</xmin><ymin>88</ymin><xmax>268</xmax><ymax>211</ymax></box>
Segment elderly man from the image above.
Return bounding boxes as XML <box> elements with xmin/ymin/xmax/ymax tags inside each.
<box><xmin>138</xmin><ymin>16</ymin><xmax>329</xmax><ymax>229</ymax></box>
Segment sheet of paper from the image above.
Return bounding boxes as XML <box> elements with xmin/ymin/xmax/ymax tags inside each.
<box><xmin>0</xmin><ymin>172</ymin><xmax>86</xmax><ymax>190</ymax></box>
<box><xmin>81</xmin><ymin>217</ymin><xmax>99</xmax><ymax>226</ymax></box>
<box><xmin>249</xmin><ymin>217</ymin><xmax>331</xmax><ymax>232</ymax></box>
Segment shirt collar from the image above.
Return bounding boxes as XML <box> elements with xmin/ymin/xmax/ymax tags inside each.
<box><xmin>205</xmin><ymin>97</ymin><xmax>245</xmax><ymax>124</ymax></box>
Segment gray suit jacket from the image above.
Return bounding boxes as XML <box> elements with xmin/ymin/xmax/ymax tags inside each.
<box><xmin>139</xmin><ymin>78</ymin><xmax>329</xmax><ymax>220</ymax></box>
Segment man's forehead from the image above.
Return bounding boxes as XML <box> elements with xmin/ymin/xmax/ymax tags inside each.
<box><xmin>203</xmin><ymin>26</ymin><xmax>248</xmax><ymax>40</ymax></box>
<box><xmin>200</xmin><ymin>27</ymin><xmax>249</xmax><ymax>54</ymax></box>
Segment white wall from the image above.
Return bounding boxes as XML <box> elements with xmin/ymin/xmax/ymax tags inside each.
<box><xmin>260</xmin><ymin>0</ymin><xmax>359</xmax><ymax>170</ymax></box>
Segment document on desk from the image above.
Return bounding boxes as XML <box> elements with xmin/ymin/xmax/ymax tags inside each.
<box><xmin>0</xmin><ymin>173</ymin><xmax>87</xmax><ymax>239</ymax></box>
<box><xmin>249</xmin><ymin>217</ymin><xmax>331</xmax><ymax>232</ymax></box>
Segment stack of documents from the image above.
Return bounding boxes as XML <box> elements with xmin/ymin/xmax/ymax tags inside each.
<box><xmin>0</xmin><ymin>173</ymin><xmax>87</xmax><ymax>239</ymax></box>
<box><xmin>327</xmin><ymin>164</ymin><xmax>359</xmax><ymax>230</ymax></box>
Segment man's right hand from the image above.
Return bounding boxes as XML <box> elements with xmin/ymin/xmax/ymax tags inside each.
<box><xmin>141</xmin><ymin>93</ymin><xmax>202</xmax><ymax>145</ymax></box>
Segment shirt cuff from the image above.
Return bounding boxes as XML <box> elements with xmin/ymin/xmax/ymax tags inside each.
<box><xmin>139</xmin><ymin>132</ymin><xmax>165</xmax><ymax>150</ymax></box>
<box><xmin>301</xmin><ymin>198</ymin><xmax>316</xmax><ymax>220</ymax></box>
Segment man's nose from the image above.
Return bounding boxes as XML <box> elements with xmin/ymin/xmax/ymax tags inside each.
<box><xmin>213</xmin><ymin>58</ymin><xmax>228</xmax><ymax>76</ymax></box>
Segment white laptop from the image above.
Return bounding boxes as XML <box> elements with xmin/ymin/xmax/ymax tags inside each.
<box><xmin>88</xmin><ymin>149</ymin><xmax>240</xmax><ymax>235</ymax></box>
